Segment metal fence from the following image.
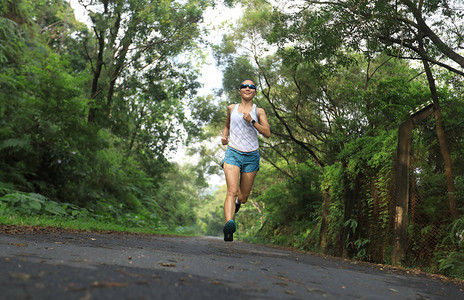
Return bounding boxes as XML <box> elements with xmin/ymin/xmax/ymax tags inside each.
<box><xmin>319</xmin><ymin>107</ymin><xmax>460</xmax><ymax>273</ymax></box>
<box><xmin>406</xmin><ymin>125</ymin><xmax>450</xmax><ymax>267</ymax></box>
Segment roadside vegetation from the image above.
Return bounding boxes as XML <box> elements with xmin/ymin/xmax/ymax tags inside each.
<box><xmin>1</xmin><ymin>0</ymin><xmax>463</xmax><ymax>280</ymax></box>
<box><xmin>0</xmin><ymin>0</ymin><xmax>214</xmax><ymax>235</ymax></box>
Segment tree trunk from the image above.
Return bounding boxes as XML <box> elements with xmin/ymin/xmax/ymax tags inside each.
<box><xmin>106</xmin><ymin>10</ymin><xmax>126</xmax><ymax>119</ymax></box>
<box><xmin>88</xmin><ymin>28</ymin><xmax>105</xmax><ymax>123</ymax></box>
<box><xmin>392</xmin><ymin>119</ymin><xmax>413</xmax><ymax>265</ymax></box>
<box><xmin>106</xmin><ymin>41</ymin><xmax>130</xmax><ymax>118</ymax></box>
<box><xmin>319</xmin><ymin>188</ymin><xmax>330</xmax><ymax>253</ymax></box>
<box><xmin>419</xmin><ymin>41</ymin><xmax>459</xmax><ymax>220</ymax></box>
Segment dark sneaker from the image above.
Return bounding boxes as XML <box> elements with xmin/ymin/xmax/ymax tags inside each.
<box><xmin>235</xmin><ymin>200</ymin><xmax>241</xmax><ymax>213</ymax></box>
<box><xmin>223</xmin><ymin>220</ymin><xmax>236</xmax><ymax>242</ymax></box>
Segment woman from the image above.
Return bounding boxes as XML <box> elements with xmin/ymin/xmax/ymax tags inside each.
<box><xmin>221</xmin><ymin>79</ymin><xmax>271</xmax><ymax>241</ymax></box>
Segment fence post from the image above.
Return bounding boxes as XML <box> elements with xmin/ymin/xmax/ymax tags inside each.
<box><xmin>392</xmin><ymin>103</ymin><xmax>435</xmax><ymax>265</ymax></box>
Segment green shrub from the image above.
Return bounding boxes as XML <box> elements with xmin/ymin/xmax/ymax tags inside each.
<box><xmin>0</xmin><ymin>191</ymin><xmax>88</xmax><ymax>218</ymax></box>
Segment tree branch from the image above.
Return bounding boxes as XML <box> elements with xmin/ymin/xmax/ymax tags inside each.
<box><xmin>401</xmin><ymin>0</ymin><xmax>464</xmax><ymax>68</ymax></box>
<box><xmin>381</xmin><ymin>36</ymin><xmax>464</xmax><ymax>77</ymax></box>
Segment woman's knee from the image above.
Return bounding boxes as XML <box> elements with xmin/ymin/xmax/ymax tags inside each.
<box><xmin>227</xmin><ymin>189</ymin><xmax>239</xmax><ymax>198</ymax></box>
<box><xmin>239</xmin><ymin>192</ymin><xmax>250</xmax><ymax>203</ymax></box>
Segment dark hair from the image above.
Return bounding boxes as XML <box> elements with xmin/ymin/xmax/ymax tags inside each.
<box><xmin>241</xmin><ymin>79</ymin><xmax>256</xmax><ymax>85</ymax></box>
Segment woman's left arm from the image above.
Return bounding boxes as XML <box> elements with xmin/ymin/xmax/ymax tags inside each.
<box><xmin>255</xmin><ymin>108</ymin><xmax>271</xmax><ymax>138</ymax></box>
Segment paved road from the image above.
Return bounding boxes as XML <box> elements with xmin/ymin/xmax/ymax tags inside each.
<box><xmin>0</xmin><ymin>227</ymin><xmax>462</xmax><ymax>299</ymax></box>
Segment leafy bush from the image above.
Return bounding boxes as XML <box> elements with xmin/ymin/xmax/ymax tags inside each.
<box><xmin>0</xmin><ymin>191</ymin><xmax>88</xmax><ymax>218</ymax></box>
<box><xmin>237</xmin><ymin>160</ymin><xmax>322</xmax><ymax>248</ymax></box>
<box><xmin>438</xmin><ymin>217</ymin><xmax>464</xmax><ymax>279</ymax></box>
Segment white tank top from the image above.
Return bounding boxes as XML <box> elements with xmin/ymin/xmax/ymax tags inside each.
<box><xmin>229</xmin><ymin>103</ymin><xmax>259</xmax><ymax>152</ymax></box>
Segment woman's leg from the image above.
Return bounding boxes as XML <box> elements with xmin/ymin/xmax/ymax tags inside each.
<box><xmin>223</xmin><ymin>162</ymin><xmax>241</xmax><ymax>222</ymax></box>
<box><xmin>238</xmin><ymin>170</ymin><xmax>258</xmax><ymax>204</ymax></box>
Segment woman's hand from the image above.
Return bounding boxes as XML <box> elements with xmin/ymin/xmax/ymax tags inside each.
<box><xmin>243</xmin><ymin>112</ymin><xmax>253</xmax><ymax>123</ymax></box>
<box><xmin>221</xmin><ymin>136</ymin><xmax>229</xmax><ymax>145</ymax></box>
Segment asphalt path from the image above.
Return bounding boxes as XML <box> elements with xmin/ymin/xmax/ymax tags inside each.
<box><xmin>0</xmin><ymin>227</ymin><xmax>463</xmax><ymax>299</ymax></box>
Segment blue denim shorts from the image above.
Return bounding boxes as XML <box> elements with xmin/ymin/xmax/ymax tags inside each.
<box><xmin>222</xmin><ymin>147</ymin><xmax>260</xmax><ymax>173</ymax></box>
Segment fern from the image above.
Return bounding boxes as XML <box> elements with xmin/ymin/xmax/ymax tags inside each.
<box><xmin>0</xmin><ymin>192</ymin><xmax>45</xmax><ymax>213</ymax></box>
<box><xmin>0</xmin><ymin>192</ymin><xmax>78</xmax><ymax>217</ymax></box>
<box><xmin>436</xmin><ymin>217</ymin><xmax>464</xmax><ymax>278</ymax></box>
<box><xmin>0</xmin><ymin>181</ymin><xmax>15</xmax><ymax>195</ymax></box>
<box><xmin>0</xmin><ymin>138</ymin><xmax>34</xmax><ymax>154</ymax></box>
<box><xmin>0</xmin><ymin>16</ymin><xmax>22</xmax><ymax>64</ymax></box>
<box><xmin>449</xmin><ymin>217</ymin><xmax>464</xmax><ymax>247</ymax></box>
<box><xmin>438</xmin><ymin>251</ymin><xmax>464</xmax><ymax>279</ymax></box>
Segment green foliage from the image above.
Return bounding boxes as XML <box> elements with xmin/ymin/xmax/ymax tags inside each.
<box><xmin>1</xmin><ymin>0</ymin><xmax>464</xmax><ymax>281</ymax></box>
<box><xmin>202</xmin><ymin>0</ymin><xmax>464</xmax><ymax>280</ymax></box>
<box><xmin>0</xmin><ymin>17</ymin><xmax>21</xmax><ymax>65</ymax></box>
<box><xmin>0</xmin><ymin>191</ymin><xmax>87</xmax><ymax>218</ymax></box>
<box><xmin>344</xmin><ymin>218</ymin><xmax>370</xmax><ymax>260</ymax></box>
<box><xmin>236</xmin><ymin>160</ymin><xmax>322</xmax><ymax>249</ymax></box>
<box><xmin>340</xmin><ymin>132</ymin><xmax>397</xmax><ymax>180</ymax></box>
<box><xmin>437</xmin><ymin>251</ymin><xmax>464</xmax><ymax>279</ymax></box>
<box><xmin>0</xmin><ymin>188</ymin><xmax>164</xmax><ymax>231</ymax></box>
<box><xmin>0</xmin><ymin>0</ymin><xmax>211</xmax><ymax>234</ymax></box>
<box><xmin>152</xmin><ymin>164</ymin><xmax>208</xmax><ymax>233</ymax></box>
<box><xmin>320</xmin><ymin>162</ymin><xmax>345</xmax><ymax>255</ymax></box>
<box><xmin>437</xmin><ymin>217</ymin><xmax>464</xmax><ymax>279</ymax></box>
<box><xmin>196</xmin><ymin>184</ymin><xmax>226</xmax><ymax>237</ymax></box>
<box><xmin>221</xmin><ymin>56</ymin><xmax>258</xmax><ymax>96</ymax></box>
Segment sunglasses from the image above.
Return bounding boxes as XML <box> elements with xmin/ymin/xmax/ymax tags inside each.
<box><xmin>239</xmin><ymin>84</ymin><xmax>256</xmax><ymax>90</ymax></box>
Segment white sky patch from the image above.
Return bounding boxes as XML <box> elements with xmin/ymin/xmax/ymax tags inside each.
<box><xmin>196</xmin><ymin>3</ymin><xmax>243</xmax><ymax>97</ymax></box>
<box><xmin>70</xmin><ymin>0</ymin><xmax>89</xmax><ymax>23</ymax></box>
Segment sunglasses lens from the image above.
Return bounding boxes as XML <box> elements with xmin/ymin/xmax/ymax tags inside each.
<box><xmin>240</xmin><ymin>84</ymin><xmax>256</xmax><ymax>90</ymax></box>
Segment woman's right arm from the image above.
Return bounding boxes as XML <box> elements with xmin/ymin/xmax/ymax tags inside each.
<box><xmin>221</xmin><ymin>105</ymin><xmax>233</xmax><ymax>145</ymax></box>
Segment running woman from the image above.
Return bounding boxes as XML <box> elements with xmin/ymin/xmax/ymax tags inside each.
<box><xmin>221</xmin><ymin>79</ymin><xmax>271</xmax><ymax>241</ymax></box>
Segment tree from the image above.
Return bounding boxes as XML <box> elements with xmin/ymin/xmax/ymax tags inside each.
<box><xmin>267</xmin><ymin>0</ymin><xmax>462</xmax><ymax>218</ymax></box>
<box><xmin>0</xmin><ymin>0</ymin><xmax>213</xmax><ymax>229</ymax></box>
<box><xmin>77</xmin><ymin>0</ymin><xmax>209</xmax><ymax>125</ymax></box>
<box><xmin>211</xmin><ymin>0</ymin><xmax>458</xmax><ymax>261</ymax></box>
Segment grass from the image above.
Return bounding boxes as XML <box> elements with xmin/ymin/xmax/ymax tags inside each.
<box><xmin>0</xmin><ymin>213</ymin><xmax>201</xmax><ymax>236</ymax></box>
